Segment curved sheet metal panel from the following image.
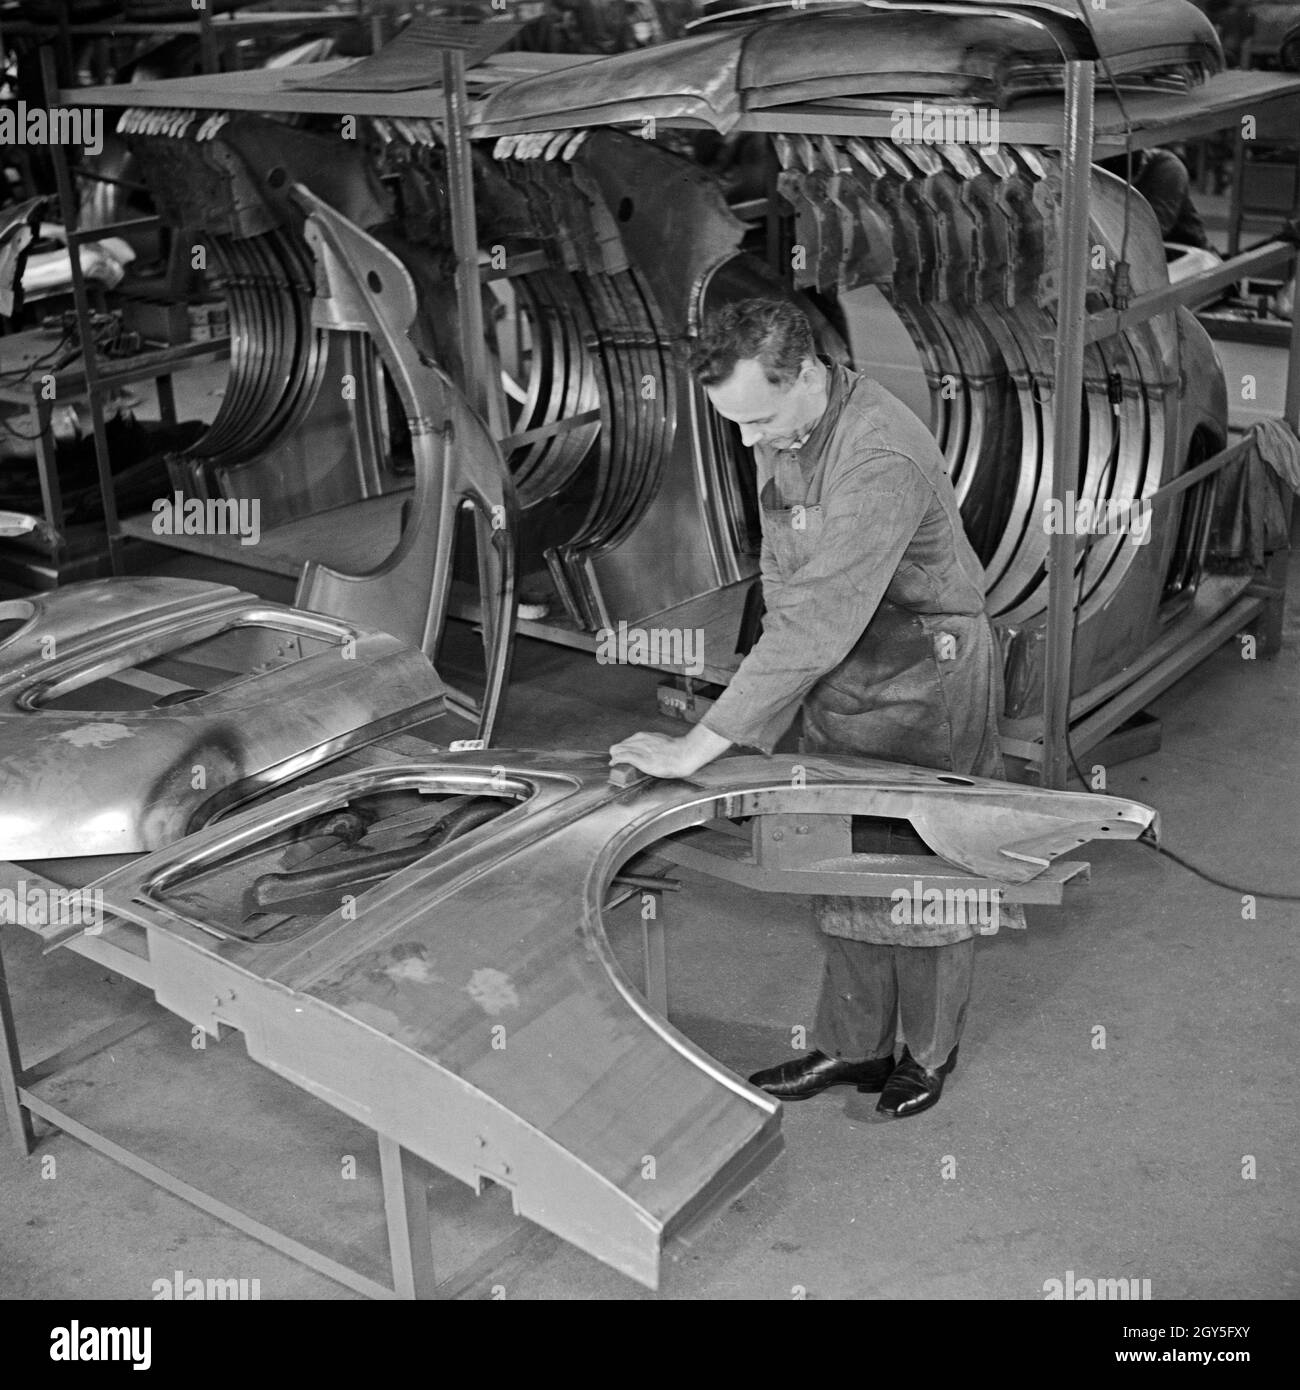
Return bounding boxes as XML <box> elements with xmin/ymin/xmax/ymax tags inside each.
<box><xmin>291</xmin><ymin>188</ymin><xmax>518</xmax><ymax>742</ymax></box>
<box><xmin>109</xmin><ymin>0</ymin><xmax>1233</xmax><ymax>729</ymax></box>
<box><xmin>0</xmin><ymin>196</ymin><xmax>46</xmax><ymax>318</ymax></box>
<box><xmin>90</xmin><ymin>749</ymin><xmax>1155</xmax><ymax>1287</ymax></box>
<box><xmin>0</xmin><ymin>579</ymin><xmax>446</xmax><ymax>859</ymax></box>
<box><xmin>476</xmin><ymin>2</ymin><xmax>1221</xmax><ymax>135</ymax></box>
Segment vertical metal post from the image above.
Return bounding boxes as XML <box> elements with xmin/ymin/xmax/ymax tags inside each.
<box><xmin>765</xmin><ymin>137</ymin><xmax>784</xmax><ymax>280</ymax></box>
<box><xmin>198</xmin><ymin>5</ymin><xmax>219</xmax><ymax>76</ymax></box>
<box><xmin>378</xmin><ymin>1133</ymin><xmax>438</xmax><ymax>1299</ymax></box>
<box><xmin>1285</xmin><ymin>247</ymin><xmax>1300</xmax><ymax>431</ymax></box>
<box><xmin>441</xmin><ymin>47</ymin><xmax>490</xmax><ymax>423</ymax></box>
<box><xmin>30</xmin><ymin>398</ymin><xmax>65</xmax><ymax>549</ymax></box>
<box><xmin>0</xmin><ymin>943</ymin><xmax>37</xmax><ymax>1155</ymax></box>
<box><xmin>53</xmin><ymin>6</ymin><xmax>76</xmax><ymax>88</ymax></box>
<box><xmin>1253</xmin><ymin>241</ymin><xmax>1300</xmax><ymax>659</ymax></box>
<box><xmin>368</xmin><ymin>0</ymin><xmax>388</xmax><ymax>55</ymax></box>
<box><xmin>1042</xmin><ymin>61</ymin><xmax>1094</xmax><ymax>789</ymax></box>
<box><xmin>1228</xmin><ymin>120</ymin><xmax>1246</xmax><ymax>259</ymax></box>
<box><xmin>641</xmin><ymin>901</ymin><xmax>668</xmax><ymax>1018</ymax></box>
<box><xmin>156</xmin><ymin>372</ymin><xmax>177</xmax><ymax>429</ymax></box>
<box><xmin>40</xmin><ymin>45</ymin><xmax>122</xmax><ymax>577</ymax></box>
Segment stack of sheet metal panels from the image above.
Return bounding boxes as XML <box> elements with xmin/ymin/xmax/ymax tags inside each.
<box><xmin>113</xmin><ymin>0</ymin><xmax>1234</xmax><ymax>722</ymax></box>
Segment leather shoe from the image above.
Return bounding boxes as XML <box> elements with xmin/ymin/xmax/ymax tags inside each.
<box><xmin>873</xmin><ymin>1045</ymin><xmax>958</xmax><ymax>1119</ymax></box>
<box><xmin>749</xmin><ymin>1050</ymin><xmax>895</xmax><ymax>1100</ymax></box>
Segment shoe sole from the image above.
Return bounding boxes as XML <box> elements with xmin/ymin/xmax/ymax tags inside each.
<box><xmin>872</xmin><ymin>1091</ymin><xmax>943</xmax><ymax>1120</ymax></box>
<box><xmin>755</xmin><ymin>1076</ymin><xmax>891</xmax><ymax>1101</ymax></box>
<box><xmin>874</xmin><ymin>1069</ymin><xmax>954</xmax><ymax>1119</ymax></box>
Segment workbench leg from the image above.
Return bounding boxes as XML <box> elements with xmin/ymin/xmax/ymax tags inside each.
<box><xmin>0</xmin><ymin>942</ymin><xmax>37</xmax><ymax>1156</ymax></box>
<box><xmin>1228</xmin><ymin>127</ymin><xmax>1246</xmax><ymax>259</ymax></box>
<box><xmin>1249</xmin><ymin>544</ymin><xmax>1290</xmax><ymax>656</ymax></box>
<box><xmin>642</xmin><ymin>897</ymin><xmax>668</xmax><ymax>1018</ymax></box>
<box><xmin>379</xmin><ymin>1133</ymin><xmax>438</xmax><ymax>1299</ymax></box>
<box><xmin>30</xmin><ymin>400</ymin><xmax>65</xmax><ymax>551</ymax></box>
<box><xmin>155</xmin><ymin>373</ymin><xmax>177</xmax><ymax>429</ymax></box>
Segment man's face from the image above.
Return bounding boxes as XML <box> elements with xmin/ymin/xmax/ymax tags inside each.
<box><xmin>705</xmin><ymin>356</ymin><xmax>823</xmax><ymax>451</ymax></box>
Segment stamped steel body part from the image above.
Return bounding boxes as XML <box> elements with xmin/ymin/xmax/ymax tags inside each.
<box><xmin>88</xmin><ymin>748</ymin><xmax>1156</xmax><ymax>1289</ymax></box>
<box><xmin>377</xmin><ymin>123</ymin><xmax>604</xmax><ymax>510</ymax></box>
<box><xmin>121</xmin><ymin>115</ymin><xmax>402</xmax><ymax>528</ymax></box>
<box><xmin>291</xmin><ymin>187</ymin><xmax>517</xmax><ymax>745</ymax></box>
<box><xmin>761</xmin><ymin>126</ymin><xmax>1226</xmax><ymax>713</ymax></box>
<box><xmin>476</xmin><ymin>2</ymin><xmax>1221</xmax><ymax>135</ymax></box>
<box><xmin>107</xmin><ymin>0</ymin><xmax>1234</xmax><ymax>723</ymax></box>
<box><xmin>992</xmin><ymin>173</ymin><xmax>1224</xmax><ymax>715</ymax></box>
<box><xmin>497</xmin><ymin>131</ymin><xmax>759</xmax><ymax>626</ymax></box>
<box><xmin>0</xmin><ymin>197</ymin><xmax>48</xmax><ymax>318</ymax></box>
<box><xmin>496</xmin><ymin>130</ymin><xmax>857</xmax><ymax>626</ymax></box>
<box><xmin>0</xmin><ymin>578</ymin><xmax>446</xmax><ymax>859</ymax></box>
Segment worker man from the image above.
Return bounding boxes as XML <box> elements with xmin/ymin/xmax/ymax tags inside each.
<box><xmin>1098</xmin><ymin>146</ymin><xmax>1211</xmax><ymax>249</ymax></box>
<box><xmin>610</xmin><ymin>298</ymin><xmax>1008</xmax><ymax>1120</ymax></box>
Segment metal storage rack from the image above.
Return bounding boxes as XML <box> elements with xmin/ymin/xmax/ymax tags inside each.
<box><xmin>3</xmin><ymin>27</ymin><xmax>1294</xmax><ymax>1303</ymax></box>
<box><xmin>0</xmin><ymin>329</ymin><xmax>230</xmax><ymax>587</ymax></box>
<box><xmin>56</xmin><ymin>55</ymin><xmax>1300</xmax><ymax>789</ymax></box>
<box><xmin>0</xmin><ymin>6</ymin><xmax>395</xmax><ymax>584</ymax></box>
<box><xmin>0</xmin><ymin>3</ymin><xmax>392</xmax><ymax>80</ymax></box>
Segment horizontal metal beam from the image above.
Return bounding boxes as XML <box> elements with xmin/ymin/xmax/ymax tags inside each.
<box><xmin>1146</xmin><ymin>437</ymin><xmax>1252</xmax><ymax>507</ymax></box>
<box><xmin>57</xmin><ymin>61</ymin><xmax>1300</xmax><ymax>153</ymax></box>
<box><xmin>480</xmin><ymin>248</ymin><xmax>549</xmax><ymax>281</ymax></box>
<box><xmin>498</xmin><ymin>408</ymin><xmax>600</xmax><ymax>453</ymax></box>
<box><xmin>657</xmin><ymin>832</ymin><xmax>1089</xmax><ymax>904</ymax></box>
<box><xmin>17</xmin><ymin>1088</ymin><xmax>400</xmax><ymax>1300</ymax></box>
<box><xmin>1067</xmin><ymin>594</ymin><xmax>1266</xmax><ymax>757</ymax></box>
<box><xmin>65</xmin><ymin>215</ymin><xmax>162</xmax><ymax>243</ymax></box>
<box><xmin>19</xmin><ymin>1011</ymin><xmax>156</xmax><ymax>1088</ymax></box>
<box><xmin>0</xmin><ymin>338</ymin><xmax>231</xmax><ymax>407</ymax></box>
<box><xmin>1086</xmin><ymin>241</ymin><xmax>1297</xmax><ymax>343</ymax></box>
<box><xmin>729</xmin><ymin>197</ymin><xmax>769</xmax><ymax>221</ymax></box>
<box><xmin>1198</xmin><ymin>312</ymin><xmax>1295</xmax><ymax>348</ymax></box>
<box><xmin>20</xmin><ymin>11</ymin><xmax>369</xmax><ymax>39</ymax></box>
<box><xmin>1005</xmin><ymin>591</ymin><xmax>1267</xmax><ymax>765</ymax></box>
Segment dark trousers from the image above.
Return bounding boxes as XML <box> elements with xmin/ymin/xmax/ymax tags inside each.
<box><xmin>811</xmin><ymin>935</ymin><xmax>974</xmax><ymax>1073</ymax></box>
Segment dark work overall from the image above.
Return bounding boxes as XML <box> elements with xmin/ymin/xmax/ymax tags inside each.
<box><xmin>761</xmin><ymin>436</ymin><xmax>1011</xmax><ymax>1073</ymax></box>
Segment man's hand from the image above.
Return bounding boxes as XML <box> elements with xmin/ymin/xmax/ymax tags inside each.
<box><xmin>609</xmin><ymin>723</ymin><xmax>732</xmax><ymax>779</ymax></box>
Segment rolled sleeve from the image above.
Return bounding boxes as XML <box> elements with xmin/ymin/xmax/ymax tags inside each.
<box><xmin>701</xmin><ymin>451</ymin><xmax>934</xmax><ymax>752</ymax></box>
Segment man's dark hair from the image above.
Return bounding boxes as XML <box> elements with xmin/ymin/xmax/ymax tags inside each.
<box><xmin>689</xmin><ymin>298</ymin><xmax>815</xmax><ymax>388</ymax></box>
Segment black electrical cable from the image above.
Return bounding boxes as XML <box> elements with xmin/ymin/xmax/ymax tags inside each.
<box><xmin>1137</xmin><ymin>840</ymin><xmax>1300</xmax><ymax>900</ymax></box>
<box><xmin>1074</xmin><ymin>0</ymin><xmax>1137</xmax><ymax>299</ymax></box>
<box><xmin>1058</xmin><ymin>4</ymin><xmax>1299</xmax><ymax>900</ymax></box>
<box><xmin>0</xmin><ymin>327</ymin><xmax>77</xmax><ymax>384</ymax></box>
<box><xmin>0</xmin><ymin>414</ymin><xmax>45</xmax><ymax>440</ymax></box>
<box><xmin>1061</xmin><ymin>446</ymin><xmax>1300</xmax><ymax>903</ymax></box>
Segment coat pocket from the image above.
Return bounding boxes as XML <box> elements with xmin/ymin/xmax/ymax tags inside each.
<box><xmin>815</xmin><ymin>603</ymin><xmax>937</xmax><ymax>703</ymax></box>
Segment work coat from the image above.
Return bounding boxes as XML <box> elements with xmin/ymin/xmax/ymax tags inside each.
<box><xmin>701</xmin><ymin>363</ymin><xmax>1018</xmax><ymax>945</ymax></box>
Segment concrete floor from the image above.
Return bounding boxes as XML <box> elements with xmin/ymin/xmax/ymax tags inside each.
<box><xmin>1</xmin><ymin>541</ymin><xmax>1297</xmax><ymax>1300</ymax></box>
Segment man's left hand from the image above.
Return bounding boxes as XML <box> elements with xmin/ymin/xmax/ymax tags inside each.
<box><xmin>609</xmin><ymin>724</ymin><xmax>731</xmax><ymax>779</ymax></box>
